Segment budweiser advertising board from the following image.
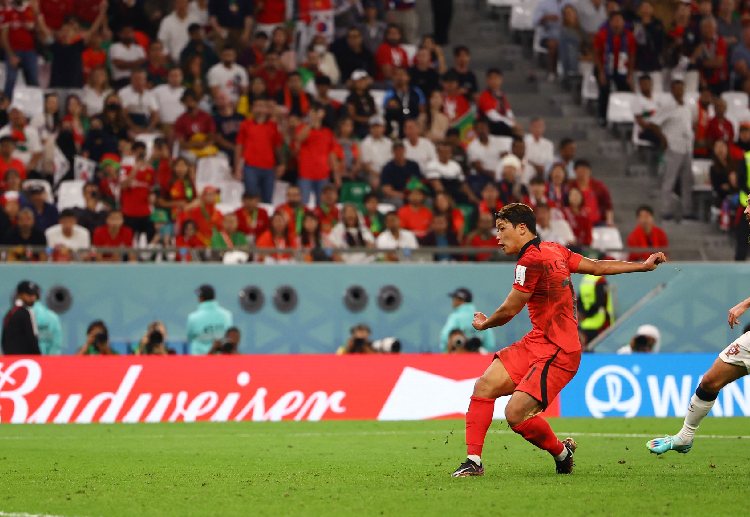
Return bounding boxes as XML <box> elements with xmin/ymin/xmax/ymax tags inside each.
<box><xmin>0</xmin><ymin>356</ymin><xmax>560</xmax><ymax>424</ymax></box>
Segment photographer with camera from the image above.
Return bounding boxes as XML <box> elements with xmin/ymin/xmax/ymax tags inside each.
<box><xmin>338</xmin><ymin>323</ymin><xmax>376</xmax><ymax>354</ymax></box>
<box><xmin>210</xmin><ymin>326</ymin><xmax>241</xmax><ymax>355</ymax></box>
<box><xmin>440</xmin><ymin>288</ymin><xmax>495</xmax><ymax>353</ymax></box>
<box><xmin>76</xmin><ymin>320</ymin><xmax>115</xmax><ymax>355</ymax></box>
<box><xmin>136</xmin><ymin>321</ymin><xmax>174</xmax><ymax>355</ymax></box>
<box><xmin>617</xmin><ymin>324</ymin><xmax>661</xmax><ymax>354</ymax></box>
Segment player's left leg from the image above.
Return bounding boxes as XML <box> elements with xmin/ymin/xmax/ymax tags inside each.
<box><xmin>505</xmin><ymin>391</ymin><xmax>576</xmax><ymax>474</ymax></box>
<box><xmin>647</xmin><ymin>357</ymin><xmax>747</xmax><ymax>454</ymax></box>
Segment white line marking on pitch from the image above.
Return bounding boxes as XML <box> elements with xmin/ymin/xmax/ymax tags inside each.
<box><xmin>0</xmin><ymin>512</ymin><xmax>70</xmax><ymax>517</ymax></box>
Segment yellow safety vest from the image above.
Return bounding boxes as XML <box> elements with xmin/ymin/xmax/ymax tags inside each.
<box><xmin>579</xmin><ymin>274</ymin><xmax>614</xmax><ymax>331</ymax></box>
<box><xmin>741</xmin><ymin>151</ymin><xmax>750</xmax><ymax>207</ymax></box>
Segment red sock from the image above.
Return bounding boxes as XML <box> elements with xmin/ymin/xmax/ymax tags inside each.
<box><xmin>466</xmin><ymin>396</ymin><xmax>495</xmax><ymax>456</ymax></box>
<box><xmin>511</xmin><ymin>415</ymin><xmax>565</xmax><ymax>457</ymax></box>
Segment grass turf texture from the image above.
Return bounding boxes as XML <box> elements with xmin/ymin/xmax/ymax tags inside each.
<box><xmin>0</xmin><ymin>418</ymin><xmax>747</xmax><ymax>516</ymax></box>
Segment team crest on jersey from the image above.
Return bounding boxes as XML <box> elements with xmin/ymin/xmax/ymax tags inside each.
<box><xmin>514</xmin><ymin>265</ymin><xmax>527</xmax><ymax>286</ymax></box>
<box><xmin>726</xmin><ymin>343</ymin><xmax>741</xmax><ymax>356</ymax></box>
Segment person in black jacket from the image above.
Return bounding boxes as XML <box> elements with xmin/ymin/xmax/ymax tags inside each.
<box><xmin>1</xmin><ymin>280</ymin><xmax>41</xmax><ymax>355</ymax></box>
<box><xmin>419</xmin><ymin>213</ymin><xmax>460</xmax><ymax>262</ymax></box>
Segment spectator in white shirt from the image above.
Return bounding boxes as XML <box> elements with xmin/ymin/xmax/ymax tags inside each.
<box><xmin>109</xmin><ymin>25</ymin><xmax>147</xmax><ymax>89</ymax></box>
<box><xmin>158</xmin><ymin>0</ymin><xmax>200</xmax><ymax>62</ymax></box>
<box><xmin>207</xmin><ymin>47</ymin><xmax>249</xmax><ymax>107</ymax></box>
<box><xmin>45</xmin><ymin>209</ymin><xmax>91</xmax><ymax>251</ymax></box>
<box><xmin>360</xmin><ymin>115</ymin><xmax>393</xmax><ymax>188</ymax></box>
<box><xmin>523</xmin><ymin>117</ymin><xmax>555</xmax><ymax>175</ymax></box>
<box><xmin>118</xmin><ymin>69</ymin><xmax>160</xmax><ymax>133</ymax></box>
<box><xmin>153</xmin><ymin>67</ymin><xmax>186</xmax><ymax>131</ymax></box>
<box><xmin>425</xmin><ymin>141</ymin><xmax>479</xmax><ymax>204</ymax></box>
<box><xmin>329</xmin><ymin>204</ymin><xmax>376</xmax><ymax>264</ymax></box>
<box><xmin>632</xmin><ymin>74</ymin><xmax>661</xmax><ymax>146</ymax></box>
<box><xmin>376</xmin><ymin>211</ymin><xmax>419</xmax><ymax>261</ymax></box>
<box><xmin>467</xmin><ymin>119</ymin><xmax>511</xmax><ymax>187</ymax></box>
<box><xmin>576</xmin><ymin>0</ymin><xmax>607</xmax><ymax>40</ymax></box>
<box><xmin>536</xmin><ymin>203</ymin><xmax>576</xmax><ymax>246</ymax></box>
<box><xmin>82</xmin><ymin>67</ymin><xmax>112</xmax><ymax>118</ymax></box>
<box><xmin>645</xmin><ymin>78</ymin><xmax>695</xmax><ymax>220</ymax></box>
<box><xmin>403</xmin><ymin>119</ymin><xmax>437</xmax><ymax>172</ymax></box>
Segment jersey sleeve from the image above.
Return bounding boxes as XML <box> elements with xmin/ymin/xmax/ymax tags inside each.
<box><xmin>565</xmin><ymin>245</ymin><xmax>584</xmax><ymax>273</ymax></box>
<box><xmin>512</xmin><ymin>255</ymin><xmax>542</xmax><ymax>294</ymax></box>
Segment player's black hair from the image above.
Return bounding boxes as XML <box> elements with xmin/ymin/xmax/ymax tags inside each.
<box><xmin>495</xmin><ymin>203</ymin><xmax>537</xmax><ymax>235</ymax></box>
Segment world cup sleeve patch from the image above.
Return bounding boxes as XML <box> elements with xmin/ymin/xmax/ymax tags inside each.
<box><xmin>514</xmin><ymin>265</ymin><xmax>527</xmax><ymax>286</ymax></box>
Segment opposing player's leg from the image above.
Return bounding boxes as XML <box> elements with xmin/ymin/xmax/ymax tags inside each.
<box><xmin>451</xmin><ymin>358</ymin><xmax>515</xmax><ymax>478</ymax></box>
<box><xmin>647</xmin><ymin>356</ymin><xmax>747</xmax><ymax>455</ymax></box>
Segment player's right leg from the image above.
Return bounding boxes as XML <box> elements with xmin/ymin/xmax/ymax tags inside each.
<box><xmin>647</xmin><ymin>355</ymin><xmax>747</xmax><ymax>455</ymax></box>
<box><xmin>451</xmin><ymin>358</ymin><xmax>516</xmax><ymax>477</ymax></box>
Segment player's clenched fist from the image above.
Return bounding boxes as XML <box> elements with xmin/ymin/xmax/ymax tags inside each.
<box><xmin>642</xmin><ymin>252</ymin><xmax>667</xmax><ymax>271</ymax></box>
<box><xmin>472</xmin><ymin>312</ymin><xmax>488</xmax><ymax>331</ymax></box>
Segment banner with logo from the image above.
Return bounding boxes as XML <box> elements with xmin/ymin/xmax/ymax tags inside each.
<box><xmin>0</xmin><ymin>356</ymin><xmax>560</xmax><ymax>424</ymax></box>
<box><xmin>560</xmin><ymin>353</ymin><xmax>750</xmax><ymax>418</ymax></box>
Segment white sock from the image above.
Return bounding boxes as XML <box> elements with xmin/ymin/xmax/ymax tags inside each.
<box><xmin>467</xmin><ymin>454</ymin><xmax>481</xmax><ymax>465</ymax></box>
<box><xmin>554</xmin><ymin>448</ymin><xmax>569</xmax><ymax>462</ymax></box>
<box><xmin>676</xmin><ymin>394</ymin><xmax>715</xmax><ymax>444</ymax></box>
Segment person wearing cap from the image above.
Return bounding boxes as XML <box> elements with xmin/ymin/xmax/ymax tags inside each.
<box><xmin>45</xmin><ymin>208</ymin><xmax>91</xmax><ymax>252</ymax></box>
<box><xmin>186</xmin><ymin>284</ymin><xmax>234</xmax><ymax>355</ymax></box>
<box><xmin>332</xmin><ymin>28</ymin><xmax>375</xmax><ymax>88</ymax></box>
<box><xmin>345</xmin><ymin>68</ymin><xmax>377</xmax><ymax>139</ymax></box>
<box><xmin>440</xmin><ymin>288</ymin><xmax>494</xmax><ymax>353</ymax></box>
<box><xmin>0</xmin><ymin>106</ymin><xmax>42</xmax><ymax>171</ymax></box>
<box><xmin>617</xmin><ymin>324</ymin><xmax>661</xmax><ymax>354</ymax></box>
<box><xmin>1</xmin><ymin>280</ymin><xmax>41</xmax><ymax>355</ymax></box>
<box><xmin>23</xmin><ymin>183</ymin><xmax>58</xmax><ymax>233</ymax></box>
<box><xmin>360</xmin><ymin>114</ymin><xmax>393</xmax><ymax>187</ymax></box>
<box><xmin>30</xmin><ymin>284</ymin><xmax>63</xmax><ymax>355</ymax></box>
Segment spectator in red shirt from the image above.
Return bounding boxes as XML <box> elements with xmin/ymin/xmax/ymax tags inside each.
<box><xmin>562</xmin><ymin>187</ymin><xmax>593</xmax><ymax>247</ymax></box>
<box><xmin>2</xmin><ymin>0</ymin><xmax>40</xmax><ymax>98</ymax></box>
<box><xmin>255</xmin><ymin>0</ymin><xmax>286</xmax><ymax>38</ymax></box>
<box><xmin>397</xmin><ymin>187</ymin><xmax>433</xmax><ymax>238</ymax></box>
<box><xmin>693</xmin><ymin>17</ymin><xmax>728</xmax><ymax>96</ymax></box>
<box><xmin>375</xmin><ymin>24</ymin><xmax>408</xmax><ymax>81</ymax></box>
<box><xmin>441</xmin><ymin>71</ymin><xmax>470</xmax><ymax>124</ymax></box>
<box><xmin>255</xmin><ymin>51</ymin><xmax>288</xmax><ymax>98</ymax></box>
<box><xmin>0</xmin><ymin>135</ymin><xmax>25</xmax><ymax>181</ymax></box>
<box><xmin>313</xmin><ymin>183</ymin><xmax>340</xmax><ymax>235</ymax></box>
<box><xmin>175</xmin><ymin>219</ymin><xmax>203</xmax><ymax>261</ymax></box>
<box><xmin>234</xmin><ymin>192</ymin><xmax>269</xmax><ymax>243</ymax></box>
<box><xmin>477</xmin><ymin>68</ymin><xmax>517</xmax><ymax>137</ymax></box>
<box><xmin>464</xmin><ymin>211</ymin><xmax>497</xmax><ymax>262</ymax></box>
<box><xmin>570</xmin><ymin>159</ymin><xmax>614</xmax><ymax>226</ymax></box>
<box><xmin>256</xmin><ymin>210</ymin><xmax>298</xmax><ymax>263</ymax></box>
<box><xmin>173</xmin><ymin>89</ymin><xmax>217</xmax><ymax>160</ymax></box>
<box><xmin>275</xmin><ymin>184</ymin><xmax>311</xmax><ymax>237</ymax></box>
<box><xmin>295</xmin><ymin>105</ymin><xmax>338</xmax><ymax>205</ymax></box>
<box><xmin>234</xmin><ymin>98</ymin><xmax>283</xmax><ymax>203</ymax></box>
<box><xmin>593</xmin><ymin>11</ymin><xmax>636</xmax><ymax>124</ymax></box>
<box><xmin>182</xmin><ymin>185</ymin><xmax>222</xmax><ymax>246</ymax></box>
<box><xmin>120</xmin><ymin>141</ymin><xmax>155</xmax><ymax>241</ymax></box>
<box><xmin>40</xmin><ymin>0</ymin><xmax>74</xmax><ymax>30</ymax></box>
<box><xmin>433</xmin><ymin>191</ymin><xmax>465</xmax><ymax>237</ymax></box>
<box><xmin>478</xmin><ymin>182</ymin><xmax>503</xmax><ymax>216</ymax></box>
<box><xmin>626</xmin><ymin>204</ymin><xmax>669</xmax><ymax>261</ymax></box>
<box><xmin>92</xmin><ymin>210</ymin><xmax>135</xmax><ymax>262</ymax></box>
<box><xmin>706</xmin><ymin>97</ymin><xmax>734</xmax><ymax>147</ymax></box>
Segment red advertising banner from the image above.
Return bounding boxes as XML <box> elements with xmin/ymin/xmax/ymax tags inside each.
<box><xmin>0</xmin><ymin>356</ymin><xmax>560</xmax><ymax>423</ymax></box>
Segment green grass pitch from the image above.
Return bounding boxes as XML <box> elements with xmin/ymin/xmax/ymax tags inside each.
<box><xmin>0</xmin><ymin>418</ymin><xmax>748</xmax><ymax>516</ymax></box>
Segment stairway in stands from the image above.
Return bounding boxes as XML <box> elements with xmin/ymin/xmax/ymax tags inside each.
<box><xmin>417</xmin><ymin>0</ymin><xmax>734</xmax><ymax>260</ymax></box>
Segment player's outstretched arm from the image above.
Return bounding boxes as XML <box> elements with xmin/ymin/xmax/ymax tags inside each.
<box><xmin>576</xmin><ymin>252</ymin><xmax>667</xmax><ymax>276</ymax></box>
<box><xmin>728</xmin><ymin>296</ymin><xmax>750</xmax><ymax>329</ymax></box>
<box><xmin>472</xmin><ymin>288</ymin><xmax>532</xmax><ymax>331</ymax></box>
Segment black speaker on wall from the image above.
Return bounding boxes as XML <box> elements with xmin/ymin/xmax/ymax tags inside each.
<box><xmin>239</xmin><ymin>286</ymin><xmax>265</xmax><ymax>313</ymax></box>
<box><xmin>273</xmin><ymin>285</ymin><xmax>298</xmax><ymax>313</ymax></box>
<box><xmin>343</xmin><ymin>285</ymin><xmax>368</xmax><ymax>312</ymax></box>
<box><xmin>46</xmin><ymin>285</ymin><xmax>73</xmax><ymax>314</ymax></box>
<box><xmin>377</xmin><ymin>285</ymin><xmax>402</xmax><ymax>312</ymax></box>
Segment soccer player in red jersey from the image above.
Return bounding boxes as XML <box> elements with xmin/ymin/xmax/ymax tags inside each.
<box><xmin>452</xmin><ymin>203</ymin><xmax>666</xmax><ymax>477</ymax></box>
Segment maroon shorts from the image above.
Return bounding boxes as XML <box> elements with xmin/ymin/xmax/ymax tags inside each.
<box><xmin>495</xmin><ymin>332</ymin><xmax>581</xmax><ymax>409</ymax></box>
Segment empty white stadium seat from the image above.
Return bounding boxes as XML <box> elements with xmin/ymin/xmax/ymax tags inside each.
<box><xmin>606</xmin><ymin>92</ymin><xmax>636</xmax><ymax>124</ymax></box>
<box><xmin>721</xmin><ymin>91</ymin><xmax>748</xmax><ymax>112</ymax></box>
<box><xmin>692</xmin><ymin>159</ymin><xmax>712</xmax><ymax>187</ymax></box>
<box><xmin>580</xmin><ymin>62</ymin><xmax>599</xmax><ymax>102</ymax></box>
<box><xmin>591</xmin><ymin>226</ymin><xmax>626</xmax><ymax>260</ymax></box>
<box><xmin>684</xmin><ymin>70</ymin><xmax>700</xmax><ymax>93</ymax></box>
<box><xmin>135</xmin><ymin>132</ymin><xmax>163</xmax><ymax>159</ymax></box>
<box><xmin>57</xmin><ymin>180</ymin><xmax>86</xmax><ymax>210</ymax></box>
<box><xmin>11</xmin><ymin>87</ymin><xmax>44</xmax><ymax>119</ymax></box>
<box><xmin>532</xmin><ymin>27</ymin><xmax>548</xmax><ymax>58</ymax></box>
<box><xmin>328</xmin><ymin>88</ymin><xmax>348</xmax><ymax>104</ymax></box>
<box><xmin>727</xmin><ymin>107</ymin><xmax>750</xmax><ymax>140</ymax></box>
<box><xmin>196</xmin><ymin>155</ymin><xmax>232</xmax><ymax>193</ymax></box>
<box><xmin>371</xmin><ymin>89</ymin><xmax>386</xmax><ymax>115</ymax></box>
<box><xmin>488</xmin><ymin>0</ymin><xmax>519</xmax><ymax>6</ymax></box>
<box><xmin>216</xmin><ymin>180</ymin><xmax>245</xmax><ymax>214</ymax></box>
<box><xmin>401</xmin><ymin>44</ymin><xmax>417</xmax><ymax>65</ymax></box>
<box><xmin>510</xmin><ymin>0</ymin><xmax>537</xmax><ymax>31</ymax></box>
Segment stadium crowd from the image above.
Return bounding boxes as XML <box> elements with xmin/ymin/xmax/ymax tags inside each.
<box><xmin>0</xmin><ymin>0</ymin><xmax>667</xmax><ymax>264</ymax></box>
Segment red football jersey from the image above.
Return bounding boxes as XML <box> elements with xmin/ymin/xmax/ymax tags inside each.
<box><xmin>512</xmin><ymin>238</ymin><xmax>583</xmax><ymax>353</ymax></box>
